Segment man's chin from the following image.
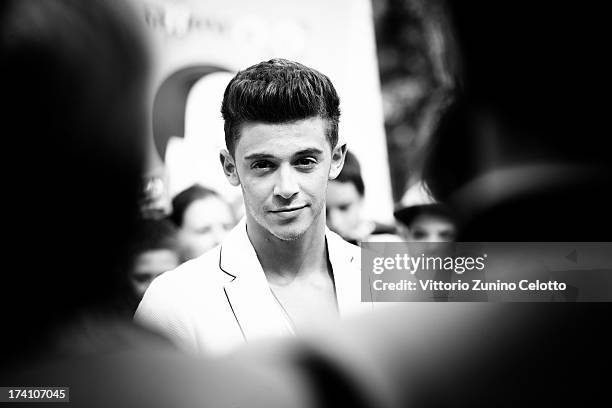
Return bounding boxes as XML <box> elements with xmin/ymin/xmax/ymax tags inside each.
<box><xmin>266</xmin><ymin>219</ymin><xmax>313</xmax><ymax>241</ymax></box>
<box><xmin>270</xmin><ymin>227</ymin><xmax>305</xmax><ymax>241</ymax></box>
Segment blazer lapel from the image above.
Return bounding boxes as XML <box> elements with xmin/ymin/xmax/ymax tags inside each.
<box><xmin>326</xmin><ymin>228</ymin><xmax>373</xmax><ymax>317</ymax></box>
<box><xmin>220</xmin><ymin>220</ymin><xmax>294</xmax><ymax>342</ymax></box>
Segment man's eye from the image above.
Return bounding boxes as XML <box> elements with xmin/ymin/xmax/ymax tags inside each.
<box><xmin>295</xmin><ymin>157</ymin><xmax>317</xmax><ymax>168</ymax></box>
<box><xmin>251</xmin><ymin>161</ymin><xmax>275</xmax><ymax>170</ymax></box>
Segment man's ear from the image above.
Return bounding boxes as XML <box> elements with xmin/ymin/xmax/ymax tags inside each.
<box><xmin>329</xmin><ymin>143</ymin><xmax>348</xmax><ymax>180</ymax></box>
<box><xmin>220</xmin><ymin>149</ymin><xmax>240</xmax><ymax>186</ymax></box>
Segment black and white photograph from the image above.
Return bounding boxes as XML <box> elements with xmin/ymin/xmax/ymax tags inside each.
<box><xmin>1</xmin><ymin>0</ymin><xmax>610</xmax><ymax>407</ymax></box>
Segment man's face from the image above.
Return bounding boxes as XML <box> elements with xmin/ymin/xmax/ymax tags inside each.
<box><xmin>223</xmin><ymin>117</ymin><xmax>344</xmax><ymax>241</ymax></box>
<box><xmin>326</xmin><ymin>180</ymin><xmax>363</xmax><ymax>240</ymax></box>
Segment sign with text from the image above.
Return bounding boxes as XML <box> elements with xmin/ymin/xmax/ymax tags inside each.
<box><xmin>361</xmin><ymin>242</ymin><xmax>612</xmax><ymax>302</ymax></box>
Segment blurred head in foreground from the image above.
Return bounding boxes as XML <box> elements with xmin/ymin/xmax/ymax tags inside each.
<box><xmin>423</xmin><ymin>1</ymin><xmax>611</xmax><ymax>240</ymax></box>
<box><xmin>413</xmin><ymin>3</ymin><xmax>612</xmax><ymax>404</ymax></box>
<box><xmin>170</xmin><ymin>184</ymin><xmax>236</xmax><ymax>260</ymax></box>
<box><xmin>1</xmin><ymin>0</ymin><xmax>149</xmax><ymax>359</ymax></box>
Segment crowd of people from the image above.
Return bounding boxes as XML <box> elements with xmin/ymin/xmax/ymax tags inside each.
<box><xmin>1</xmin><ymin>0</ymin><xmax>609</xmax><ymax>407</ymax></box>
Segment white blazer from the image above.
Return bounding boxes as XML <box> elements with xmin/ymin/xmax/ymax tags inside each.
<box><xmin>135</xmin><ymin>219</ymin><xmax>372</xmax><ymax>355</ymax></box>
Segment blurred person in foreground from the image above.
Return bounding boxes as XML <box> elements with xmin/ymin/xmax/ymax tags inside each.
<box><xmin>326</xmin><ymin>150</ymin><xmax>399</xmax><ymax>245</ymax></box>
<box><xmin>1</xmin><ymin>0</ymin><xmax>149</xmax><ymax>356</ymax></box>
<box><xmin>423</xmin><ymin>3</ymin><xmax>611</xmax><ymax>241</ymax></box>
<box><xmin>135</xmin><ymin>59</ymin><xmax>371</xmax><ymax>355</ymax></box>
<box><xmin>417</xmin><ymin>1</ymin><xmax>612</xmax><ymax>406</ymax></box>
<box><xmin>169</xmin><ymin>183</ymin><xmax>236</xmax><ymax>261</ymax></box>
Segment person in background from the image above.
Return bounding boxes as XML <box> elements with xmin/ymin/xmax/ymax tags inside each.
<box><xmin>127</xmin><ymin>217</ymin><xmax>181</xmax><ymax>303</ymax></box>
<box><xmin>394</xmin><ymin>203</ymin><xmax>456</xmax><ymax>242</ymax></box>
<box><xmin>139</xmin><ymin>174</ymin><xmax>172</xmax><ymax>219</ymax></box>
<box><xmin>169</xmin><ymin>183</ymin><xmax>236</xmax><ymax>260</ymax></box>
<box><xmin>392</xmin><ymin>180</ymin><xmax>456</xmax><ymax>242</ymax></box>
<box><xmin>393</xmin><ymin>194</ymin><xmax>457</xmax><ymax>242</ymax></box>
<box><xmin>326</xmin><ymin>150</ymin><xmax>398</xmax><ymax>244</ymax></box>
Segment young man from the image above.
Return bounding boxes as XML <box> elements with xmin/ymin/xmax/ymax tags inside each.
<box><xmin>135</xmin><ymin>59</ymin><xmax>370</xmax><ymax>355</ymax></box>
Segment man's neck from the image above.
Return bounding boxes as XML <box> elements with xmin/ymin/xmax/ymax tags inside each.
<box><xmin>246</xmin><ymin>217</ymin><xmax>328</xmax><ymax>285</ymax></box>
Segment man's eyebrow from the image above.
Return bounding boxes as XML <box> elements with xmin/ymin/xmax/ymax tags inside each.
<box><xmin>243</xmin><ymin>153</ymin><xmax>276</xmax><ymax>161</ymax></box>
<box><xmin>243</xmin><ymin>149</ymin><xmax>324</xmax><ymax>161</ymax></box>
<box><xmin>294</xmin><ymin>148</ymin><xmax>324</xmax><ymax>157</ymax></box>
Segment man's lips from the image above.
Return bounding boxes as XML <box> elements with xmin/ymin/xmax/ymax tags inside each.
<box><xmin>269</xmin><ymin>205</ymin><xmax>308</xmax><ymax>213</ymax></box>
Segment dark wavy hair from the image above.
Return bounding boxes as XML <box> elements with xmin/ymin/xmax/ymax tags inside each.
<box><xmin>221</xmin><ymin>58</ymin><xmax>341</xmax><ymax>156</ymax></box>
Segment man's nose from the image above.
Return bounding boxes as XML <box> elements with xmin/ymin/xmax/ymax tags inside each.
<box><xmin>273</xmin><ymin>164</ymin><xmax>299</xmax><ymax>199</ymax></box>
